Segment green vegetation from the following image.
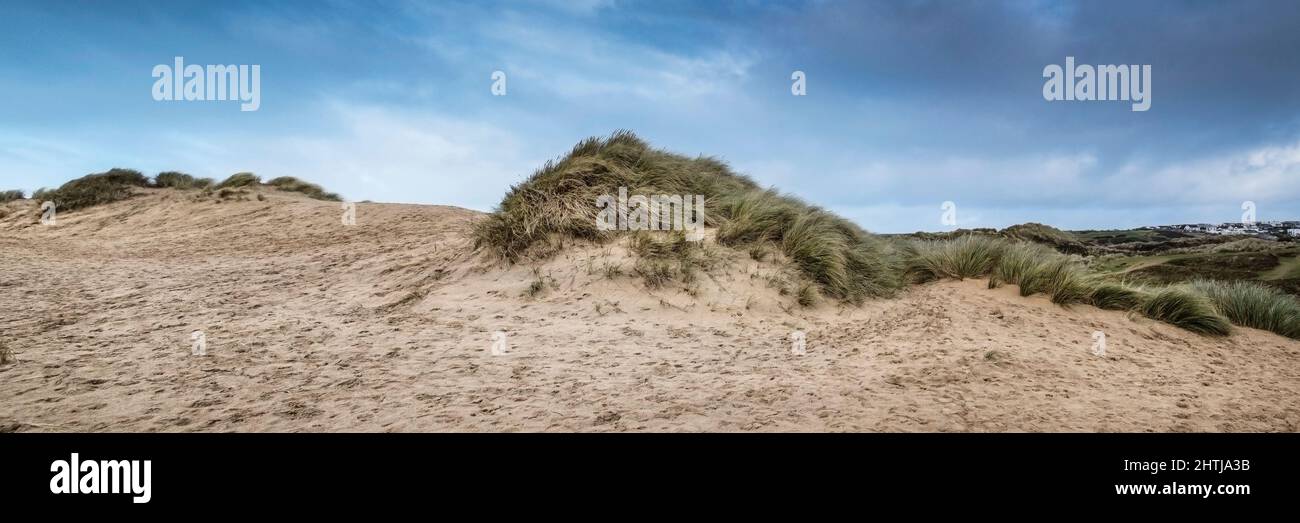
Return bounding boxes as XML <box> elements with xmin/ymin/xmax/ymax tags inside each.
<box><xmin>0</xmin><ymin>190</ymin><xmax>24</xmax><ymax>203</ymax></box>
<box><xmin>266</xmin><ymin>176</ymin><xmax>342</xmax><ymax>201</ymax></box>
<box><xmin>1000</xmin><ymin>222</ymin><xmax>1088</xmax><ymax>255</ymax></box>
<box><xmin>154</xmin><ymin>171</ymin><xmax>213</xmax><ymax>189</ymax></box>
<box><xmin>31</xmin><ymin>168</ymin><xmax>149</xmax><ymax>212</ymax></box>
<box><xmin>1191</xmin><ymin>280</ymin><xmax>1300</xmax><ymax>339</ymax></box>
<box><xmin>904</xmin><ymin>235</ymin><xmax>1004</xmax><ymax>282</ymax></box>
<box><xmin>1086</xmin><ymin>281</ymin><xmax>1148</xmax><ymax>311</ymax></box>
<box><xmin>216</xmin><ymin>172</ymin><xmax>261</xmax><ymax>188</ymax></box>
<box><xmin>901</xmin><ymin>234</ymin><xmax>1239</xmax><ymax>334</ymax></box>
<box><xmin>26</xmin><ymin>169</ymin><xmax>342</xmax><ymax>213</ymax></box>
<box><xmin>472</xmin><ymin>132</ymin><xmax>1300</xmax><ymax>337</ymax></box>
<box><xmin>1137</xmin><ymin>287</ymin><xmax>1232</xmax><ymax>336</ymax></box>
<box><xmin>474</xmin><ymin>131</ymin><xmax>902</xmax><ymax>303</ymax></box>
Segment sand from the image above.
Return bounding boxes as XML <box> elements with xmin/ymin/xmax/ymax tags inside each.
<box><xmin>2</xmin><ymin>188</ymin><xmax>1298</xmax><ymax>432</ymax></box>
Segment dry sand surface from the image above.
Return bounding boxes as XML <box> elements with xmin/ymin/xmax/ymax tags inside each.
<box><xmin>2</xmin><ymin>187</ymin><xmax>1299</xmax><ymax>432</ymax></box>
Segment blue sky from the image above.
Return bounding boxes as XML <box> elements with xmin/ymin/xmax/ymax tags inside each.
<box><xmin>2</xmin><ymin>0</ymin><xmax>1299</xmax><ymax>232</ymax></box>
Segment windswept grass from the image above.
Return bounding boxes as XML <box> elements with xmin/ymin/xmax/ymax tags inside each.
<box><xmin>31</xmin><ymin>168</ymin><xmax>149</xmax><ymax>212</ymax></box>
<box><xmin>1191</xmin><ymin>280</ymin><xmax>1300</xmax><ymax>339</ymax></box>
<box><xmin>154</xmin><ymin>171</ymin><xmax>213</xmax><ymax>189</ymax></box>
<box><xmin>0</xmin><ymin>190</ymin><xmax>24</xmax><ymax>203</ymax></box>
<box><xmin>1137</xmin><ymin>286</ymin><xmax>1232</xmax><ymax>336</ymax></box>
<box><xmin>904</xmin><ymin>235</ymin><xmax>1005</xmax><ymax>282</ymax></box>
<box><xmin>989</xmin><ymin>242</ymin><xmax>1055</xmax><ymax>289</ymax></box>
<box><xmin>472</xmin><ymin>132</ymin><xmax>1294</xmax><ymax>337</ymax></box>
<box><xmin>474</xmin><ymin>131</ymin><xmax>902</xmax><ymax>302</ymax></box>
<box><xmin>1015</xmin><ymin>258</ymin><xmax>1089</xmax><ymax>305</ymax></box>
<box><xmin>904</xmin><ymin>236</ymin><xmax>1237</xmax><ymax>333</ymax></box>
<box><xmin>216</xmin><ymin>172</ymin><xmax>261</xmax><ymax>188</ymax></box>
<box><xmin>1087</xmin><ymin>281</ymin><xmax>1148</xmax><ymax>311</ymax></box>
<box><xmin>266</xmin><ymin>176</ymin><xmax>342</xmax><ymax>201</ymax></box>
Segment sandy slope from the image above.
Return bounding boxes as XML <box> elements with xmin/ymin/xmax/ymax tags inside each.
<box><xmin>2</xmin><ymin>188</ymin><xmax>1298</xmax><ymax>432</ymax></box>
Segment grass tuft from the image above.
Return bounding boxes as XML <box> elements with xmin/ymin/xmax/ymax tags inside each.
<box><xmin>216</xmin><ymin>172</ymin><xmax>261</xmax><ymax>188</ymax></box>
<box><xmin>1190</xmin><ymin>280</ymin><xmax>1300</xmax><ymax>339</ymax></box>
<box><xmin>266</xmin><ymin>176</ymin><xmax>343</xmax><ymax>201</ymax></box>
<box><xmin>904</xmin><ymin>235</ymin><xmax>1005</xmax><ymax>282</ymax></box>
<box><xmin>154</xmin><ymin>171</ymin><xmax>214</xmax><ymax>189</ymax></box>
<box><xmin>1087</xmin><ymin>281</ymin><xmax>1148</xmax><ymax>311</ymax></box>
<box><xmin>1137</xmin><ymin>286</ymin><xmax>1232</xmax><ymax>336</ymax></box>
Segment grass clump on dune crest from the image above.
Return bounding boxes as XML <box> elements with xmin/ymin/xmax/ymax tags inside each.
<box><xmin>154</xmin><ymin>171</ymin><xmax>214</xmax><ymax>189</ymax></box>
<box><xmin>216</xmin><ymin>172</ymin><xmax>261</xmax><ymax>188</ymax></box>
<box><xmin>474</xmin><ymin>131</ymin><xmax>903</xmax><ymax>302</ymax></box>
<box><xmin>1137</xmin><ymin>286</ymin><xmax>1232</xmax><ymax>336</ymax></box>
<box><xmin>32</xmin><ymin>168</ymin><xmax>149</xmax><ymax>212</ymax></box>
<box><xmin>904</xmin><ymin>235</ymin><xmax>1005</xmax><ymax>282</ymax></box>
<box><xmin>0</xmin><ymin>190</ymin><xmax>24</xmax><ymax>203</ymax></box>
<box><xmin>266</xmin><ymin>176</ymin><xmax>343</xmax><ymax>201</ymax></box>
<box><xmin>1191</xmin><ymin>280</ymin><xmax>1300</xmax><ymax>339</ymax></box>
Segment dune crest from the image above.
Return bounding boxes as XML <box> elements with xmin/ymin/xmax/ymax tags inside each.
<box><xmin>2</xmin><ymin>186</ymin><xmax>1298</xmax><ymax>432</ymax></box>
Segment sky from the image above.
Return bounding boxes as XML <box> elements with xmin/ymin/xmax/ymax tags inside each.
<box><xmin>2</xmin><ymin>0</ymin><xmax>1298</xmax><ymax>233</ymax></box>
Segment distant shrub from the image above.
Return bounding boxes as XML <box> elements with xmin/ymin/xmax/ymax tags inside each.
<box><xmin>0</xmin><ymin>189</ymin><xmax>24</xmax><ymax>203</ymax></box>
<box><xmin>154</xmin><ymin>171</ymin><xmax>213</xmax><ymax>189</ymax></box>
<box><xmin>1191</xmin><ymin>280</ymin><xmax>1300</xmax><ymax>339</ymax></box>
<box><xmin>216</xmin><ymin>172</ymin><xmax>261</xmax><ymax>188</ymax></box>
<box><xmin>1000</xmin><ymin>222</ymin><xmax>1089</xmax><ymax>254</ymax></box>
<box><xmin>265</xmin><ymin>176</ymin><xmax>342</xmax><ymax>201</ymax></box>
<box><xmin>32</xmin><ymin>168</ymin><xmax>149</xmax><ymax>212</ymax></box>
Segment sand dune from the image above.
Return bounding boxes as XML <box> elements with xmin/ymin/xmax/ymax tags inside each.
<box><xmin>2</xmin><ymin>187</ymin><xmax>1298</xmax><ymax>432</ymax></box>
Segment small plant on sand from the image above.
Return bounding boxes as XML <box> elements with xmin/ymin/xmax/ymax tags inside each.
<box><xmin>1137</xmin><ymin>286</ymin><xmax>1232</xmax><ymax>336</ymax></box>
<box><xmin>1191</xmin><ymin>280</ymin><xmax>1300</xmax><ymax>339</ymax></box>
<box><xmin>601</xmin><ymin>262</ymin><xmax>623</xmax><ymax>279</ymax></box>
<box><xmin>0</xmin><ymin>340</ymin><xmax>13</xmax><ymax>365</ymax></box>
<box><xmin>266</xmin><ymin>176</ymin><xmax>343</xmax><ymax>201</ymax></box>
<box><xmin>522</xmin><ymin>268</ymin><xmax>557</xmax><ymax>298</ymax></box>
<box><xmin>633</xmin><ymin>259</ymin><xmax>675</xmax><ymax>289</ymax></box>
<box><xmin>795</xmin><ymin>282</ymin><xmax>820</xmax><ymax>307</ymax></box>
